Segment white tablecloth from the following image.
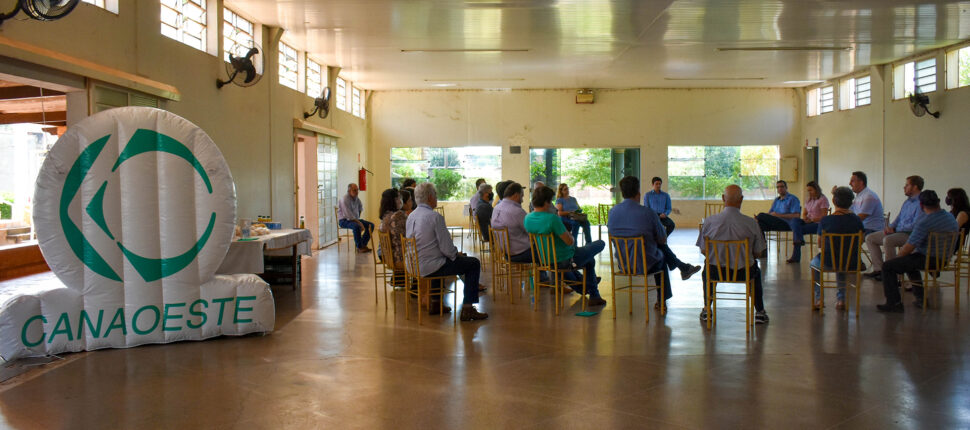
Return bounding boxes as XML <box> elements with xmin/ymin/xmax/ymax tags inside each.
<box><xmin>217</xmin><ymin>229</ymin><xmax>312</xmax><ymax>274</ymax></box>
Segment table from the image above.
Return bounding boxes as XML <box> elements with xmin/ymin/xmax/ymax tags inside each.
<box><xmin>217</xmin><ymin>229</ymin><xmax>312</xmax><ymax>289</ymax></box>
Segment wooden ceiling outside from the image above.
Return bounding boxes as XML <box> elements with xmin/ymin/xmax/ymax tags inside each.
<box><xmin>0</xmin><ymin>79</ymin><xmax>66</xmax><ymax>126</ymax></box>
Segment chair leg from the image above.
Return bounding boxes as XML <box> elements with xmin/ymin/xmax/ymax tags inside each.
<box><xmin>581</xmin><ymin>271</ymin><xmax>587</xmax><ymax>312</ymax></box>
<box><xmin>611</xmin><ymin>274</ymin><xmax>617</xmax><ymax>320</ymax></box>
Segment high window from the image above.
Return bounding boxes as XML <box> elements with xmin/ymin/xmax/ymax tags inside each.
<box><xmin>160</xmin><ymin>0</ymin><xmax>207</xmax><ymax>51</ymax></box>
<box><xmin>278</xmin><ymin>42</ymin><xmax>299</xmax><ymax>90</ymax></box>
<box><xmin>894</xmin><ymin>58</ymin><xmax>937</xmax><ymax>99</ymax></box>
<box><xmin>841</xmin><ymin>75</ymin><xmax>871</xmax><ymax>110</ymax></box>
<box><xmin>806</xmin><ymin>85</ymin><xmax>834</xmax><ymax>116</ymax></box>
<box><xmin>667</xmin><ymin>146</ymin><xmax>779</xmax><ymax>200</ymax></box>
<box><xmin>352</xmin><ymin>87</ymin><xmax>362</xmax><ymax>118</ymax></box>
<box><xmin>336</xmin><ymin>77</ymin><xmax>347</xmax><ymax>111</ymax></box>
<box><xmin>390</xmin><ymin>147</ymin><xmax>502</xmax><ymax>201</ymax></box>
<box><xmin>306</xmin><ymin>59</ymin><xmax>325</xmax><ymax>97</ymax></box>
<box><xmin>945</xmin><ymin>45</ymin><xmax>970</xmax><ymax>90</ymax></box>
<box><xmin>82</xmin><ymin>0</ymin><xmax>117</xmax><ymax>13</ymax></box>
<box><xmin>223</xmin><ymin>9</ymin><xmax>254</xmax><ymax>63</ymax></box>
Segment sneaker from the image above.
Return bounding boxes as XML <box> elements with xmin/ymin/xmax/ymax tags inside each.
<box><xmin>699</xmin><ymin>309</ymin><xmax>709</xmax><ymax>321</ymax></box>
<box><xmin>587</xmin><ymin>297</ymin><xmax>607</xmax><ymax>307</ymax></box>
<box><xmin>876</xmin><ymin>302</ymin><xmax>904</xmax><ymax>313</ymax></box>
<box><xmin>459</xmin><ymin>306</ymin><xmax>489</xmax><ymax>321</ymax></box>
<box><xmin>754</xmin><ymin>311</ymin><xmax>769</xmax><ymax>324</ymax></box>
<box><xmin>680</xmin><ymin>264</ymin><xmax>702</xmax><ymax>281</ymax></box>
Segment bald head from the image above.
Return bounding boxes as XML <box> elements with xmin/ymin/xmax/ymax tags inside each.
<box><xmin>723</xmin><ymin>185</ymin><xmax>743</xmax><ymax>207</ymax></box>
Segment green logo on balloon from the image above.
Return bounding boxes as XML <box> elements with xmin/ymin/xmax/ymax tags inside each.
<box><xmin>59</xmin><ymin>129</ymin><xmax>216</xmax><ymax>282</ymax></box>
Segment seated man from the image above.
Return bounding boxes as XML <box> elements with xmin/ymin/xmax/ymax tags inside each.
<box><xmin>491</xmin><ymin>182</ymin><xmax>531</xmax><ymax>262</ymax></box>
<box><xmin>849</xmin><ymin>170</ymin><xmax>885</xmax><ymax>235</ymax></box>
<box><xmin>407</xmin><ymin>183</ymin><xmax>488</xmax><ymax>321</ymax></box>
<box><xmin>865</xmin><ymin>175</ymin><xmax>924</xmax><ymax>281</ymax></box>
<box><xmin>475</xmin><ymin>184</ymin><xmax>494</xmax><ymax>241</ymax></box>
<box><xmin>524</xmin><ymin>185</ymin><xmax>607</xmax><ymax>307</ymax></box>
<box><xmin>643</xmin><ymin>176</ymin><xmax>675</xmax><ymax>236</ymax></box>
<box><xmin>755</xmin><ymin>180</ymin><xmax>801</xmax><ymax>239</ymax></box>
<box><xmin>809</xmin><ymin>187</ymin><xmax>864</xmax><ymax>311</ymax></box>
<box><xmin>469</xmin><ymin>178</ymin><xmax>487</xmax><ymax>215</ymax></box>
<box><xmin>697</xmin><ymin>185</ymin><xmax>770</xmax><ymax>324</ymax></box>
<box><xmin>877</xmin><ymin>190</ymin><xmax>959</xmax><ymax>312</ymax></box>
<box><xmin>338</xmin><ymin>183</ymin><xmax>373</xmax><ymax>253</ymax></box>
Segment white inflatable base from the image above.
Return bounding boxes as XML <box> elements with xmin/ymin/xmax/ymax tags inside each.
<box><xmin>0</xmin><ymin>272</ymin><xmax>275</xmax><ymax>362</ymax></box>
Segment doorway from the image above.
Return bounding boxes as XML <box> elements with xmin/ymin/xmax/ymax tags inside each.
<box><xmin>803</xmin><ymin>146</ymin><xmax>819</xmax><ymax>184</ymax></box>
<box><xmin>294</xmin><ymin>131</ymin><xmax>339</xmax><ymax>250</ymax></box>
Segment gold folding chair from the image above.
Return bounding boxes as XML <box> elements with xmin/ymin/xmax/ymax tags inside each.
<box><xmin>476</xmin><ymin>221</ymin><xmax>491</xmax><ymax>268</ymax></box>
<box><xmin>529</xmin><ymin>232</ymin><xmax>587</xmax><ymax>314</ymax></box>
<box><xmin>490</xmin><ymin>227</ymin><xmax>531</xmax><ymax>304</ymax></box>
<box><xmin>703</xmin><ymin>238</ymin><xmax>754</xmax><ymax>331</ymax></box>
<box><xmin>607</xmin><ymin>235</ymin><xmax>667</xmax><ymax>323</ymax></box>
<box><xmin>812</xmin><ymin>231</ymin><xmax>864</xmax><ymax>318</ymax></box>
<box><xmin>958</xmin><ymin>231</ymin><xmax>970</xmax><ymax>296</ymax></box>
<box><xmin>435</xmin><ymin>206</ymin><xmax>464</xmax><ymax>252</ymax></box>
<box><xmin>920</xmin><ymin>231</ymin><xmax>961</xmax><ymax>313</ymax></box>
<box><xmin>376</xmin><ymin>230</ymin><xmax>405</xmax><ymax>312</ymax></box>
<box><xmin>766</xmin><ymin>230</ymin><xmax>792</xmax><ymax>257</ymax></box>
<box><xmin>468</xmin><ymin>205</ymin><xmax>479</xmax><ymax>250</ymax></box>
<box><xmin>704</xmin><ymin>202</ymin><xmax>725</xmax><ymax>219</ymax></box>
<box><xmin>401</xmin><ymin>235</ymin><xmax>457</xmax><ymax>324</ymax></box>
<box><xmin>335</xmin><ymin>207</ymin><xmax>355</xmax><ymax>254</ymax></box>
<box><xmin>597</xmin><ymin>203</ymin><xmax>614</xmax><ymax>240</ymax></box>
<box><xmin>807</xmin><ymin>208</ymin><xmax>833</xmax><ymax>258</ymax></box>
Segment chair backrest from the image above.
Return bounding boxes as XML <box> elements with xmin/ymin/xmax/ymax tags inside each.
<box><xmin>598</xmin><ymin>203</ymin><xmax>614</xmax><ymax>226</ymax></box>
<box><xmin>401</xmin><ymin>235</ymin><xmax>421</xmax><ymax>278</ymax></box>
<box><xmin>819</xmin><ymin>231</ymin><xmax>863</xmax><ymax>272</ymax></box>
<box><xmin>705</xmin><ymin>203</ymin><xmax>725</xmax><ymax>219</ymax></box>
<box><xmin>925</xmin><ymin>231</ymin><xmax>961</xmax><ymax>269</ymax></box>
<box><xmin>703</xmin><ymin>237</ymin><xmax>750</xmax><ymax>280</ymax></box>
<box><xmin>490</xmin><ymin>227</ymin><xmax>513</xmax><ymax>264</ymax></box>
<box><xmin>528</xmin><ymin>232</ymin><xmax>559</xmax><ymax>270</ymax></box>
<box><xmin>376</xmin><ymin>230</ymin><xmax>397</xmax><ymax>267</ymax></box>
<box><xmin>961</xmin><ymin>229</ymin><xmax>970</xmax><ymax>257</ymax></box>
<box><xmin>608</xmin><ymin>235</ymin><xmax>648</xmax><ymax>276</ymax></box>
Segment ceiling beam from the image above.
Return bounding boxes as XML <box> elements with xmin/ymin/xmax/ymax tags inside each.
<box><xmin>0</xmin><ymin>110</ymin><xmax>66</xmax><ymax>125</ymax></box>
<box><xmin>0</xmin><ymin>86</ymin><xmax>63</xmax><ymax>100</ymax></box>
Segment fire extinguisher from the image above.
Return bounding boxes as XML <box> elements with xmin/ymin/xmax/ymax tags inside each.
<box><xmin>358</xmin><ymin>167</ymin><xmax>373</xmax><ymax>191</ymax></box>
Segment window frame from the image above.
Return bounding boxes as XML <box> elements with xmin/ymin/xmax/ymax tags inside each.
<box><xmin>893</xmin><ymin>55</ymin><xmax>938</xmax><ymax>100</ymax></box>
<box><xmin>666</xmin><ymin>145</ymin><xmax>780</xmax><ymax>201</ymax></box>
<box><xmin>389</xmin><ymin>146</ymin><xmax>503</xmax><ymax>201</ymax></box>
<box><xmin>945</xmin><ymin>43</ymin><xmax>970</xmax><ymax>91</ymax></box>
<box><xmin>352</xmin><ymin>86</ymin><xmax>362</xmax><ymax>118</ymax></box>
<box><xmin>839</xmin><ymin>74</ymin><xmax>871</xmax><ymax>110</ymax></box>
<box><xmin>222</xmin><ymin>9</ymin><xmax>256</xmax><ymax>64</ymax></box>
<box><xmin>81</xmin><ymin>0</ymin><xmax>118</xmax><ymax>13</ymax></box>
<box><xmin>160</xmin><ymin>0</ymin><xmax>208</xmax><ymax>52</ymax></box>
<box><xmin>336</xmin><ymin>77</ymin><xmax>348</xmax><ymax>111</ymax></box>
<box><xmin>278</xmin><ymin>41</ymin><xmax>300</xmax><ymax>91</ymax></box>
<box><xmin>306</xmin><ymin>58</ymin><xmax>325</xmax><ymax>98</ymax></box>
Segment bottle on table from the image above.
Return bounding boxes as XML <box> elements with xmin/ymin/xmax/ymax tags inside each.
<box><xmin>299</xmin><ymin>216</ymin><xmax>305</xmax><ymax>229</ymax></box>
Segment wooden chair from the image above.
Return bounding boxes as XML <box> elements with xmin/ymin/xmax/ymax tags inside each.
<box><xmin>490</xmin><ymin>227</ymin><xmax>531</xmax><ymax>304</ymax></box>
<box><xmin>920</xmin><ymin>231</ymin><xmax>961</xmax><ymax>313</ymax></box>
<box><xmin>467</xmin><ymin>205</ymin><xmax>478</xmax><ymax>249</ymax></box>
<box><xmin>807</xmin><ymin>207</ymin><xmax>833</xmax><ymax>258</ymax></box>
<box><xmin>335</xmin><ymin>207</ymin><xmax>355</xmax><ymax>253</ymax></box>
<box><xmin>704</xmin><ymin>202</ymin><xmax>725</xmax><ymax>219</ymax></box>
<box><xmin>476</xmin><ymin>220</ymin><xmax>491</xmax><ymax>267</ymax></box>
<box><xmin>703</xmin><ymin>238</ymin><xmax>754</xmax><ymax>331</ymax></box>
<box><xmin>607</xmin><ymin>235</ymin><xmax>667</xmax><ymax>323</ymax></box>
<box><xmin>812</xmin><ymin>231</ymin><xmax>864</xmax><ymax>318</ymax></box>
<box><xmin>766</xmin><ymin>230</ymin><xmax>792</xmax><ymax>257</ymax></box>
<box><xmin>401</xmin><ymin>235</ymin><xmax>457</xmax><ymax>324</ymax></box>
<box><xmin>376</xmin><ymin>230</ymin><xmax>405</xmax><ymax>312</ymax></box>
<box><xmin>529</xmin><ymin>232</ymin><xmax>587</xmax><ymax>314</ymax></box>
<box><xmin>597</xmin><ymin>203</ymin><xmax>614</xmax><ymax>240</ymax></box>
<box><xmin>435</xmin><ymin>206</ymin><xmax>464</xmax><ymax>252</ymax></box>
<box><xmin>958</xmin><ymin>231</ymin><xmax>970</xmax><ymax>296</ymax></box>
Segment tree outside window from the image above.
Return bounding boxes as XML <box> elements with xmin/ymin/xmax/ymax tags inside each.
<box><xmin>668</xmin><ymin>145</ymin><xmax>778</xmax><ymax>200</ymax></box>
<box><xmin>390</xmin><ymin>147</ymin><xmax>501</xmax><ymax>201</ymax></box>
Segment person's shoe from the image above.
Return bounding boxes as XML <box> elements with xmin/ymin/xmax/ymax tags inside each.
<box><xmin>587</xmin><ymin>296</ymin><xmax>607</xmax><ymax>307</ymax></box>
<box><xmin>864</xmin><ymin>271</ymin><xmax>881</xmax><ymax>279</ymax></box>
<box><xmin>792</xmin><ymin>240</ymin><xmax>805</xmax><ymax>247</ymax></box>
<box><xmin>835</xmin><ymin>300</ymin><xmax>845</xmax><ymax>311</ymax></box>
<box><xmin>357</xmin><ymin>247</ymin><xmax>372</xmax><ymax>253</ymax></box>
<box><xmin>699</xmin><ymin>309</ymin><xmax>709</xmax><ymax>321</ymax></box>
<box><xmin>876</xmin><ymin>302</ymin><xmax>904</xmax><ymax>313</ymax></box>
<box><xmin>873</xmin><ymin>273</ymin><xmax>883</xmax><ymax>282</ymax></box>
<box><xmin>680</xmin><ymin>264</ymin><xmax>702</xmax><ymax>281</ymax></box>
<box><xmin>478</xmin><ymin>284</ymin><xmax>488</xmax><ymax>292</ymax></box>
<box><xmin>428</xmin><ymin>304</ymin><xmax>452</xmax><ymax>315</ymax></box>
<box><xmin>786</xmin><ymin>257</ymin><xmax>800</xmax><ymax>264</ymax></box>
<box><xmin>459</xmin><ymin>306</ymin><xmax>488</xmax><ymax>321</ymax></box>
<box><xmin>754</xmin><ymin>311</ymin><xmax>769</xmax><ymax>324</ymax></box>
<box><xmin>812</xmin><ymin>300</ymin><xmax>823</xmax><ymax>311</ymax></box>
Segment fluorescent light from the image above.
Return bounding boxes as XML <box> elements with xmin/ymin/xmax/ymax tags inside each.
<box><xmin>430</xmin><ymin>83</ymin><xmax>457</xmax><ymax>87</ymax></box>
<box><xmin>717</xmin><ymin>46</ymin><xmax>852</xmax><ymax>52</ymax></box>
<box><xmin>664</xmin><ymin>77</ymin><xmax>765</xmax><ymax>81</ymax></box>
<box><xmin>784</xmin><ymin>80</ymin><xmax>825</xmax><ymax>84</ymax></box>
<box><xmin>424</xmin><ymin>78</ymin><xmax>525</xmax><ymax>82</ymax></box>
<box><xmin>402</xmin><ymin>49</ymin><xmax>529</xmax><ymax>53</ymax></box>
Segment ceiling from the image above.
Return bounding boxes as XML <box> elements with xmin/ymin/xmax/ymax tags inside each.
<box><xmin>0</xmin><ymin>80</ymin><xmax>66</xmax><ymax>127</ymax></box>
<box><xmin>227</xmin><ymin>0</ymin><xmax>970</xmax><ymax>90</ymax></box>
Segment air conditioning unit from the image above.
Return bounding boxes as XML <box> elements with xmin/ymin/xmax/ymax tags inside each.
<box><xmin>576</xmin><ymin>89</ymin><xmax>594</xmax><ymax>104</ymax></box>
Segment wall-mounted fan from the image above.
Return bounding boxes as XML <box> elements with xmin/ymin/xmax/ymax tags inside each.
<box><xmin>909</xmin><ymin>87</ymin><xmax>940</xmax><ymax>118</ymax></box>
<box><xmin>217</xmin><ymin>43</ymin><xmax>264</xmax><ymax>89</ymax></box>
<box><xmin>303</xmin><ymin>87</ymin><xmax>331</xmax><ymax>119</ymax></box>
<box><xmin>0</xmin><ymin>0</ymin><xmax>79</xmax><ymax>26</ymax></box>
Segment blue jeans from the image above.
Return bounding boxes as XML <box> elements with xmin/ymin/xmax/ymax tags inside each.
<box><xmin>427</xmin><ymin>255</ymin><xmax>481</xmax><ymax>305</ymax></box>
<box><xmin>788</xmin><ymin>219</ymin><xmax>819</xmax><ymax>260</ymax></box>
<box><xmin>562</xmin><ymin>239</ymin><xmax>605</xmax><ymax>298</ymax></box>
<box><xmin>339</xmin><ymin>219</ymin><xmax>373</xmax><ymax>249</ymax></box>
<box><xmin>810</xmin><ymin>254</ymin><xmax>847</xmax><ymax>301</ymax></box>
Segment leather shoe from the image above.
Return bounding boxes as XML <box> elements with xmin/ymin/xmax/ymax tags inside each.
<box><xmin>876</xmin><ymin>302</ymin><xmax>904</xmax><ymax>313</ymax></box>
<box><xmin>587</xmin><ymin>297</ymin><xmax>607</xmax><ymax>307</ymax></box>
<box><xmin>459</xmin><ymin>306</ymin><xmax>488</xmax><ymax>321</ymax></box>
<box><xmin>428</xmin><ymin>303</ymin><xmax>452</xmax><ymax>315</ymax></box>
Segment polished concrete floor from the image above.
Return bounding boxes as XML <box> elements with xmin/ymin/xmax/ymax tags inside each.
<box><xmin>1</xmin><ymin>229</ymin><xmax>969</xmax><ymax>429</ymax></box>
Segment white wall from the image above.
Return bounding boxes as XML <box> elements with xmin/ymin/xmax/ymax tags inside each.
<box><xmin>369</xmin><ymin>88</ymin><xmax>802</xmax><ymax>225</ymax></box>
<box><xmin>0</xmin><ymin>0</ymin><xmax>369</xmax><ymax>229</ymax></box>
<box><xmin>802</xmin><ymin>49</ymin><xmax>970</xmax><ymax>214</ymax></box>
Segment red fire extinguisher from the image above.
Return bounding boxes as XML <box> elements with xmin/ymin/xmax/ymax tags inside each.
<box><xmin>358</xmin><ymin>167</ymin><xmax>372</xmax><ymax>191</ymax></box>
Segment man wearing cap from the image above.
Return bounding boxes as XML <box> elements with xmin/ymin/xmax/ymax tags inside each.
<box><xmin>876</xmin><ymin>190</ymin><xmax>959</xmax><ymax>312</ymax></box>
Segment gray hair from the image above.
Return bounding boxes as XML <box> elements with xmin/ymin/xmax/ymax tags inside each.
<box><xmin>478</xmin><ymin>183</ymin><xmax>493</xmax><ymax>197</ymax></box>
<box><xmin>832</xmin><ymin>186</ymin><xmax>854</xmax><ymax>209</ymax></box>
<box><xmin>414</xmin><ymin>182</ymin><xmax>437</xmax><ymax>205</ymax></box>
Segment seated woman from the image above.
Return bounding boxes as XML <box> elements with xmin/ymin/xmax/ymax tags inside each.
<box><xmin>946</xmin><ymin>188</ymin><xmax>970</xmax><ymax>246</ymax></box>
<box><xmin>556</xmin><ymin>183</ymin><xmax>593</xmax><ymax>245</ymax></box>
<box><xmin>810</xmin><ymin>186</ymin><xmax>864</xmax><ymax>311</ymax></box>
<box><xmin>400</xmin><ymin>188</ymin><xmax>415</xmax><ymax>216</ymax></box>
<box><xmin>378</xmin><ymin>188</ymin><xmax>407</xmax><ymax>285</ymax></box>
<box><xmin>788</xmin><ymin>181</ymin><xmax>830</xmax><ymax>263</ymax></box>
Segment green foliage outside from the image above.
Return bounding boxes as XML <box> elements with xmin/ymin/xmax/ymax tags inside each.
<box><xmin>668</xmin><ymin>146</ymin><xmax>777</xmax><ymax>200</ymax></box>
<box><xmin>429</xmin><ymin>168</ymin><xmax>464</xmax><ymax>201</ymax></box>
<box><xmin>530</xmin><ymin>148</ymin><xmax>612</xmax><ymax>191</ymax></box>
<box><xmin>961</xmin><ymin>49</ymin><xmax>970</xmax><ymax>88</ymax></box>
<box><xmin>579</xmin><ymin>204</ymin><xmax>605</xmax><ymax>225</ymax></box>
<box><xmin>0</xmin><ymin>192</ymin><xmax>12</xmax><ymax>220</ymax></box>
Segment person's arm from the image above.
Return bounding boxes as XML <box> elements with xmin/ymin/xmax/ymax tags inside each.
<box><xmin>556</xmin><ymin>201</ymin><xmax>570</xmax><ymax>216</ymax></box>
<box><xmin>857</xmin><ymin>195</ymin><xmax>875</xmax><ymax>221</ymax></box>
<box><xmin>553</xmin><ymin>217</ymin><xmax>574</xmax><ymax>246</ymax></box>
<box><xmin>662</xmin><ymin>194</ymin><xmax>672</xmax><ymax>217</ymax></box>
<box><xmin>435</xmin><ymin>215</ymin><xmax>458</xmax><ymax>259</ymax></box>
<box><xmin>958</xmin><ymin>211</ymin><xmax>969</xmax><ymax>229</ymax></box>
<box><xmin>653</xmin><ymin>213</ymin><xmax>667</xmax><ymax>245</ymax></box>
<box><xmin>897</xmin><ymin>243</ymin><xmax>915</xmax><ymax>258</ymax></box>
<box><xmin>559</xmin><ymin>231</ymin><xmax>574</xmax><ymax>246</ymax></box>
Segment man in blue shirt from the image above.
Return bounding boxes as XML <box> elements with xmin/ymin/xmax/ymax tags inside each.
<box><xmin>849</xmin><ymin>171</ymin><xmax>885</xmax><ymax>234</ymax></box>
<box><xmin>864</xmin><ymin>175</ymin><xmax>924</xmax><ymax>281</ymax></box>
<box><xmin>877</xmin><ymin>190</ymin><xmax>959</xmax><ymax>313</ymax></box>
<box><xmin>610</xmin><ymin>176</ymin><xmax>701</xmax><ymax>308</ymax></box>
<box><xmin>755</xmin><ymin>180</ymin><xmax>801</xmax><ymax>237</ymax></box>
<box><xmin>643</xmin><ymin>176</ymin><xmax>675</xmax><ymax>236</ymax></box>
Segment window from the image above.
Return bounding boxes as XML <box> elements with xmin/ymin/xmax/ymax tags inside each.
<box><xmin>352</xmin><ymin>87</ymin><xmax>362</xmax><ymax>118</ymax></box>
<box><xmin>945</xmin><ymin>45</ymin><xmax>970</xmax><ymax>89</ymax></box>
<box><xmin>223</xmin><ymin>9</ymin><xmax>255</xmax><ymax>63</ymax></box>
<box><xmin>278</xmin><ymin>42</ymin><xmax>298</xmax><ymax>90</ymax></box>
<box><xmin>894</xmin><ymin>57</ymin><xmax>936</xmax><ymax>99</ymax></box>
<box><xmin>336</xmin><ymin>77</ymin><xmax>347</xmax><ymax>111</ymax></box>
<box><xmin>82</xmin><ymin>0</ymin><xmax>117</xmax><ymax>12</ymax></box>
<box><xmin>667</xmin><ymin>146</ymin><xmax>779</xmax><ymax>200</ymax></box>
<box><xmin>82</xmin><ymin>0</ymin><xmax>105</xmax><ymax>7</ymax></box>
<box><xmin>806</xmin><ymin>85</ymin><xmax>833</xmax><ymax>116</ymax></box>
<box><xmin>390</xmin><ymin>147</ymin><xmax>502</xmax><ymax>201</ymax></box>
<box><xmin>160</xmin><ymin>0</ymin><xmax>207</xmax><ymax>51</ymax></box>
<box><xmin>306</xmin><ymin>59</ymin><xmax>325</xmax><ymax>97</ymax></box>
<box><xmin>0</xmin><ymin>125</ymin><xmax>58</xmax><ymax>249</ymax></box>
<box><xmin>841</xmin><ymin>75</ymin><xmax>871</xmax><ymax>110</ymax></box>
